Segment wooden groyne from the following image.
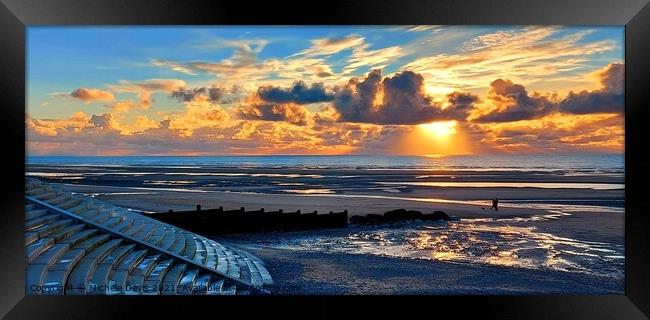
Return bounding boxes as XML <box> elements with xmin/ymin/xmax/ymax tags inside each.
<box><xmin>147</xmin><ymin>205</ymin><xmax>349</xmax><ymax>234</ymax></box>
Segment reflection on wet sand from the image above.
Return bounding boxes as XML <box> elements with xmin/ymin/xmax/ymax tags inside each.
<box><xmin>269</xmin><ymin>211</ymin><xmax>624</xmax><ymax>278</ymax></box>
<box><xmin>375</xmin><ymin>181</ymin><xmax>624</xmax><ymax>190</ymax></box>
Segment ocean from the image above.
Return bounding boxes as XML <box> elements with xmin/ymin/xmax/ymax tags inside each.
<box><xmin>26</xmin><ymin>154</ymin><xmax>625</xmax><ymax>172</ymax></box>
<box><xmin>26</xmin><ymin>154</ymin><xmax>625</xmax><ymax>201</ymax></box>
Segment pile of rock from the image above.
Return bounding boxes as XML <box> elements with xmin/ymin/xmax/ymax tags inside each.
<box><xmin>349</xmin><ymin>208</ymin><xmax>460</xmax><ymax>225</ymax></box>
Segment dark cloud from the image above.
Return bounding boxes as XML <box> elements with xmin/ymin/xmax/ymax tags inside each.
<box><xmin>171</xmin><ymin>87</ymin><xmax>225</xmax><ymax>103</ymax></box>
<box><xmin>333</xmin><ymin>69</ymin><xmax>382</xmax><ymax>123</ymax></box>
<box><xmin>477</xmin><ymin>63</ymin><xmax>624</xmax><ymax>122</ymax></box>
<box><xmin>237</xmin><ymin>104</ymin><xmax>310</xmax><ymax>126</ymax></box>
<box><xmin>600</xmin><ymin>62</ymin><xmax>624</xmax><ymax>94</ymax></box>
<box><xmin>381</xmin><ymin>71</ymin><xmax>439</xmax><ymax>124</ymax></box>
<box><xmin>445</xmin><ymin>91</ymin><xmax>480</xmax><ymax>120</ymax></box>
<box><xmin>257</xmin><ymin>81</ymin><xmax>334</xmax><ymax>104</ymax></box>
<box><xmin>333</xmin><ymin>70</ymin><xmax>475</xmax><ymax>125</ymax></box>
<box><xmin>558</xmin><ymin>63</ymin><xmax>624</xmax><ymax>115</ymax></box>
<box><xmin>159</xmin><ymin>119</ymin><xmax>171</xmax><ymax>129</ymax></box>
<box><xmin>316</xmin><ymin>71</ymin><xmax>333</xmax><ymax>78</ymax></box>
<box><xmin>475</xmin><ymin>79</ymin><xmax>556</xmax><ymax>123</ymax></box>
<box><xmin>447</xmin><ymin>91</ymin><xmax>479</xmax><ymax>107</ymax></box>
<box><xmin>89</xmin><ymin>113</ymin><xmax>114</xmax><ymax>129</ymax></box>
<box><xmin>558</xmin><ymin>91</ymin><xmax>623</xmax><ymax>114</ymax></box>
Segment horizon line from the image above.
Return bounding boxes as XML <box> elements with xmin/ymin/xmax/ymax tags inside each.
<box><xmin>25</xmin><ymin>153</ymin><xmax>625</xmax><ymax>157</ymax></box>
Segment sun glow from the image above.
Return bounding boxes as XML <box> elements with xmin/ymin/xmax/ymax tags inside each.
<box><xmin>419</xmin><ymin>121</ymin><xmax>458</xmax><ymax>139</ymax></box>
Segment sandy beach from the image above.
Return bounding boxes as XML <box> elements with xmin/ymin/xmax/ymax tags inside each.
<box><xmin>26</xmin><ymin>160</ymin><xmax>625</xmax><ymax>294</ymax></box>
<box><xmin>242</xmin><ymin>247</ymin><xmax>623</xmax><ymax>294</ymax></box>
<box><xmin>49</xmin><ymin>183</ymin><xmax>624</xmax><ymax>294</ymax></box>
<box><xmin>56</xmin><ymin>183</ymin><xmax>561</xmax><ymax>217</ymax></box>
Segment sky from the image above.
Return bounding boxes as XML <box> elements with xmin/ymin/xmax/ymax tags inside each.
<box><xmin>26</xmin><ymin>26</ymin><xmax>624</xmax><ymax>156</ymax></box>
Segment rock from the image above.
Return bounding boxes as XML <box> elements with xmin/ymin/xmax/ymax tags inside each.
<box><xmin>349</xmin><ymin>215</ymin><xmax>369</xmax><ymax>224</ymax></box>
<box><xmin>384</xmin><ymin>209</ymin><xmax>423</xmax><ymax>221</ymax></box>
<box><xmin>422</xmin><ymin>210</ymin><xmax>451</xmax><ymax>221</ymax></box>
<box><xmin>384</xmin><ymin>208</ymin><xmax>407</xmax><ymax>215</ymax></box>
<box><xmin>366</xmin><ymin>214</ymin><xmax>386</xmax><ymax>224</ymax></box>
<box><xmin>406</xmin><ymin>210</ymin><xmax>424</xmax><ymax>219</ymax></box>
<box><xmin>351</xmin><ymin>210</ymin><xmax>458</xmax><ymax>225</ymax></box>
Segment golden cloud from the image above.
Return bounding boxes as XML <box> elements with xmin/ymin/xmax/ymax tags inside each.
<box><xmin>60</xmin><ymin>88</ymin><xmax>115</xmax><ymax>103</ymax></box>
<box><xmin>291</xmin><ymin>35</ymin><xmax>365</xmax><ymax>57</ymax></box>
<box><xmin>108</xmin><ymin>79</ymin><xmax>186</xmax><ymax>108</ymax></box>
<box><xmin>402</xmin><ymin>26</ymin><xmax>617</xmax><ymax>93</ymax></box>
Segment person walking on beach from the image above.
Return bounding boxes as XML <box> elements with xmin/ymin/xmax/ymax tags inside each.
<box><xmin>491</xmin><ymin>198</ymin><xmax>499</xmax><ymax>211</ymax></box>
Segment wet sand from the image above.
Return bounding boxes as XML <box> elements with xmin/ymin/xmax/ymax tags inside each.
<box><xmin>27</xmin><ymin>164</ymin><xmax>624</xmax><ymax>218</ymax></box>
<box><xmin>245</xmin><ymin>247</ymin><xmax>623</xmax><ymax>294</ymax></box>
<box><xmin>55</xmin><ymin>183</ymin><xmax>616</xmax><ymax>219</ymax></box>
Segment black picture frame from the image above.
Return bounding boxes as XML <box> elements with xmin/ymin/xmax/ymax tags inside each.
<box><xmin>1</xmin><ymin>0</ymin><xmax>648</xmax><ymax>318</ymax></box>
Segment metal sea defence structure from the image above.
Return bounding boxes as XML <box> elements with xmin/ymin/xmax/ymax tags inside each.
<box><xmin>25</xmin><ymin>178</ymin><xmax>273</xmax><ymax>295</ymax></box>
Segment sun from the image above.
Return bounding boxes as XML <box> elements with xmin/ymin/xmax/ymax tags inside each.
<box><xmin>419</xmin><ymin>121</ymin><xmax>458</xmax><ymax>139</ymax></box>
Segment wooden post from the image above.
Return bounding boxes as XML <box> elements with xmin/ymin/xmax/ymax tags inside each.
<box><xmin>241</xmin><ymin>207</ymin><xmax>245</xmax><ymax>212</ymax></box>
<box><xmin>196</xmin><ymin>205</ymin><xmax>201</xmax><ymax>211</ymax></box>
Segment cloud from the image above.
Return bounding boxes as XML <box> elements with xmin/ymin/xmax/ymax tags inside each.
<box><xmin>332</xmin><ymin>69</ymin><xmax>476</xmax><ymax>125</ymax></box>
<box><xmin>197</xmin><ymin>38</ymin><xmax>269</xmax><ymax>54</ymax></box>
<box><xmin>476</xmin><ymin>63</ymin><xmax>624</xmax><ymax>122</ymax></box>
<box><xmin>28</xmin><ymin>28</ymin><xmax>625</xmax><ymax>156</ymax></box>
<box><xmin>312</xmin><ymin>105</ymin><xmax>341</xmax><ymax>126</ymax></box>
<box><xmin>108</xmin><ymin>78</ymin><xmax>186</xmax><ymax>108</ymax></box>
<box><xmin>312</xmin><ymin>65</ymin><xmax>334</xmax><ymax>78</ymax></box>
<box><xmin>402</xmin><ymin>26</ymin><xmax>618</xmax><ymax>92</ymax></box>
<box><xmin>473</xmin><ymin>113</ymin><xmax>623</xmax><ymax>154</ymax></box>
<box><xmin>89</xmin><ymin>113</ymin><xmax>116</xmax><ymax>130</ymax></box>
<box><xmin>558</xmin><ymin>63</ymin><xmax>624</xmax><ymax>114</ymax></box>
<box><xmin>162</xmin><ymin>96</ymin><xmax>230</xmax><ymax>134</ymax></box>
<box><xmin>27</xmin><ymin>106</ymin><xmax>623</xmax><ymax>156</ymax></box>
<box><xmin>150</xmin><ymin>39</ymin><xmax>273</xmax><ymax>82</ymax></box>
<box><xmin>26</xmin><ymin>111</ymin><xmax>90</xmax><ymax>137</ymax></box>
<box><xmin>291</xmin><ymin>35</ymin><xmax>365</xmax><ymax>57</ymax></box>
<box><xmin>559</xmin><ymin>91</ymin><xmax>623</xmax><ymax>115</ymax></box>
<box><xmin>106</xmin><ymin>100</ymin><xmax>140</xmax><ymax>113</ymax></box>
<box><xmin>159</xmin><ymin>119</ymin><xmax>171</xmax><ymax>129</ymax></box>
<box><xmin>151</xmin><ymin>44</ymin><xmax>339</xmax><ymax>90</ymax></box>
<box><xmin>237</xmin><ymin>103</ymin><xmax>310</xmax><ymax>126</ymax></box>
<box><xmin>289</xmin><ymin>34</ymin><xmax>403</xmax><ymax>75</ymax></box>
<box><xmin>445</xmin><ymin>91</ymin><xmax>480</xmax><ymax>119</ymax></box>
<box><xmin>60</xmin><ymin>88</ymin><xmax>115</xmax><ymax>103</ymax></box>
<box><xmin>109</xmin><ymin>79</ymin><xmax>186</xmax><ymax>93</ymax></box>
<box><xmin>171</xmin><ymin>87</ymin><xmax>225</xmax><ymax>103</ymax></box>
<box><xmin>343</xmin><ymin>44</ymin><xmax>403</xmax><ymax>74</ymax></box>
<box><xmin>256</xmin><ymin>81</ymin><xmax>334</xmax><ymax>104</ymax></box>
<box><xmin>332</xmin><ymin>69</ymin><xmax>382</xmax><ymax>123</ymax></box>
<box><xmin>150</xmin><ymin>59</ymin><xmax>197</xmax><ymax>75</ymax></box>
<box><xmin>124</xmin><ymin>115</ymin><xmax>159</xmax><ymax>133</ymax></box>
<box><xmin>474</xmin><ymin>79</ymin><xmax>557</xmax><ymax>123</ymax></box>
<box><xmin>598</xmin><ymin>62</ymin><xmax>624</xmax><ymax>94</ymax></box>
<box><xmin>407</xmin><ymin>26</ymin><xmax>438</xmax><ymax>32</ymax></box>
